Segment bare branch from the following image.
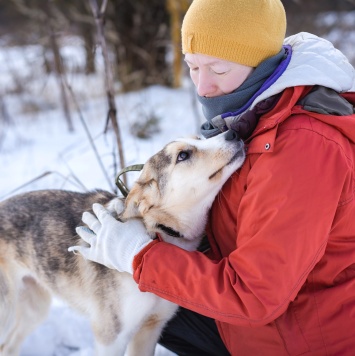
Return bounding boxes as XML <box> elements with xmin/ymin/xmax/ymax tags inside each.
<box><xmin>0</xmin><ymin>171</ymin><xmax>86</xmax><ymax>201</ymax></box>
<box><xmin>11</xmin><ymin>0</ymin><xmax>46</xmax><ymax>21</ymax></box>
<box><xmin>88</xmin><ymin>0</ymin><xmax>126</xmax><ymax>181</ymax></box>
<box><xmin>64</xmin><ymin>79</ymin><xmax>116</xmax><ymax>192</ymax></box>
<box><xmin>99</xmin><ymin>0</ymin><xmax>109</xmax><ymax>16</ymax></box>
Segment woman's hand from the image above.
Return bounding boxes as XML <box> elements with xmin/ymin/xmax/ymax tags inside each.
<box><xmin>68</xmin><ymin>203</ymin><xmax>153</xmax><ymax>274</ymax></box>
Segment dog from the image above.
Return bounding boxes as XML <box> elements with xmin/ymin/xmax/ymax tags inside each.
<box><xmin>0</xmin><ymin>130</ymin><xmax>245</xmax><ymax>356</ymax></box>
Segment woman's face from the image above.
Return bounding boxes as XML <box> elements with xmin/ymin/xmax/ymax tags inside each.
<box><xmin>184</xmin><ymin>53</ymin><xmax>254</xmax><ymax>98</ymax></box>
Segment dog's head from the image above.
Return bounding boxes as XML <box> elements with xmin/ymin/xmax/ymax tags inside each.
<box><xmin>121</xmin><ymin>131</ymin><xmax>245</xmax><ymax>250</ymax></box>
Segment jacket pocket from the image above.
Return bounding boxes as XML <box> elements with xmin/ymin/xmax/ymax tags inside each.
<box><xmin>275</xmin><ymin>303</ymin><xmax>310</xmax><ymax>355</ymax></box>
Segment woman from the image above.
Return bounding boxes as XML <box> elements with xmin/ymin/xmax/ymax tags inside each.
<box><xmin>69</xmin><ymin>0</ymin><xmax>355</xmax><ymax>354</ymax></box>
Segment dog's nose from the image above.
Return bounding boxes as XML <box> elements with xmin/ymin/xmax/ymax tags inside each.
<box><xmin>224</xmin><ymin>130</ymin><xmax>240</xmax><ymax>141</ymax></box>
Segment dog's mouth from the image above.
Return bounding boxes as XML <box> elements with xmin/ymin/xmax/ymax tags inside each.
<box><xmin>209</xmin><ymin>150</ymin><xmax>244</xmax><ymax>180</ymax></box>
<box><xmin>227</xmin><ymin>150</ymin><xmax>244</xmax><ymax>165</ymax></box>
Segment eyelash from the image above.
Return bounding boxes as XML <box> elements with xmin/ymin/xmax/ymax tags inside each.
<box><xmin>213</xmin><ymin>71</ymin><xmax>226</xmax><ymax>75</ymax></box>
<box><xmin>189</xmin><ymin>67</ymin><xmax>227</xmax><ymax>75</ymax></box>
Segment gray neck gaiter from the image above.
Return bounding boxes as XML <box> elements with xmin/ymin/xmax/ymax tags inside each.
<box><xmin>198</xmin><ymin>48</ymin><xmax>286</xmax><ymax>120</ymax></box>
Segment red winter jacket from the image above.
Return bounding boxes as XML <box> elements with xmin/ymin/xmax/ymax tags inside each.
<box><xmin>134</xmin><ymin>86</ymin><xmax>355</xmax><ymax>355</ymax></box>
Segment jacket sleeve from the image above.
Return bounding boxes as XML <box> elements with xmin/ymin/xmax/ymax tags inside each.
<box><xmin>133</xmin><ymin>120</ymin><xmax>350</xmax><ymax>327</ymax></box>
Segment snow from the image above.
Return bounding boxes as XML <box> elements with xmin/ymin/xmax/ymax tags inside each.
<box><xmin>0</xmin><ymin>41</ymin><xmax>203</xmax><ymax>355</ymax></box>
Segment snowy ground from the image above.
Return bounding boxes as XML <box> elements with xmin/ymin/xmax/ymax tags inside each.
<box><xmin>0</xmin><ymin>41</ymin><xmax>203</xmax><ymax>356</ymax></box>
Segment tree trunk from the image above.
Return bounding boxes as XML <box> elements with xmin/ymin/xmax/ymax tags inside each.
<box><xmin>44</xmin><ymin>0</ymin><xmax>74</xmax><ymax>132</ymax></box>
<box><xmin>110</xmin><ymin>0</ymin><xmax>171</xmax><ymax>92</ymax></box>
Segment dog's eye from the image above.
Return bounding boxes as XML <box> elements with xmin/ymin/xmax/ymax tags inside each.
<box><xmin>177</xmin><ymin>150</ymin><xmax>191</xmax><ymax>162</ymax></box>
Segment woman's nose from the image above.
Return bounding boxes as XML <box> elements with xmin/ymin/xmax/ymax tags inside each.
<box><xmin>196</xmin><ymin>73</ymin><xmax>214</xmax><ymax>97</ymax></box>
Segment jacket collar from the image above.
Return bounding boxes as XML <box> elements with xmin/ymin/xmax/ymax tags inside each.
<box><xmin>246</xmin><ymin>86</ymin><xmax>313</xmax><ymax>154</ymax></box>
<box><xmin>246</xmin><ymin>86</ymin><xmax>355</xmax><ymax>154</ymax></box>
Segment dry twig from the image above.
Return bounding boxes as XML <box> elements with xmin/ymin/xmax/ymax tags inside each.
<box><xmin>88</xmin><ymin>0</ymin><xmax>126</xmax><ymax>181</ymax></box>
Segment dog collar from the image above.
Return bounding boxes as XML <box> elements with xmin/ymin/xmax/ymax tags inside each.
<box><xmin>157</xmin><ymin>224</ymin><xmax>184</xmax><ymax>238</ymax></box>
<box><xmin>115</xmin><ymin>164</ymin><xmax>144</xmax><ymax>197</ymax></box>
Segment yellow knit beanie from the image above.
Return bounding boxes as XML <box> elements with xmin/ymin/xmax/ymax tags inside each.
<box><xmin>182</xmin><ymin>0</ymin><xmax>287</xmax><ymax>67</ymax></box>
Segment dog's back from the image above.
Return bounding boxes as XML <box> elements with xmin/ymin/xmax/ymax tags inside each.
<box><xmin>0</xmin><ymin>190</ymin><xmax>116</xmax><ymax>302</ymax></box>
<box><xmin>0</xmin><ymin>189</ymin><xmax>116</xmax><ymax>280</ymax></box>
<box><xmin>0</xmin><ymin>190</ymin><xmax>176</xmax><ymax>356</ymax></box>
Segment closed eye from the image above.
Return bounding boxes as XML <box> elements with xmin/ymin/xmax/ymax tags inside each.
<box><xmin>211</xmin><ymin>69</ymin><xmax>228</xmax><ymax>75</ymax></box>
<box><xmin>176</xmin><ymin>150</ymin><xmax>192</xmax><ymax>162</ymax></box>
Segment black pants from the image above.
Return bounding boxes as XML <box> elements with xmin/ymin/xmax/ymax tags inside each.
<box><xmin>159</xmin><ymin>307</ymin><xmax>230</xmax><ymax>356</ymax></box>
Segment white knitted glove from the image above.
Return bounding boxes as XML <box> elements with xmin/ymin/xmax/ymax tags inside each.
<box><xmin>68</xmin><ymin>203</ymin><xmax>152</xmax><ymax>274</ymax></box>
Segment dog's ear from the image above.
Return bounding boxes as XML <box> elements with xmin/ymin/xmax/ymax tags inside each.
<box><xmin>121</xmin><ymin>183</ymin><xmax>142</xmax><ymax>220</ymax></box>
<box><xmin>121</xmin><ymin>179</ymin><xmax>158</xmax><ymax>220</ymax></box>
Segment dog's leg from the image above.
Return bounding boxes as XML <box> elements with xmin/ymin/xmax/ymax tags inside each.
<box><xmin>93</xmin><ymin>331</ymin><xmax>132</xmax><ymax>356</ymax></box>
<box><xmin>0</xmin><ymin>273</ymin><xmax>51</xmax><ymax>356</ymax></box>
<box><xmin>92</xmin><ymin>318</ymin><xmax>136</xmax><ymax>356</ymax></box>
<box><xmin>125</xmin><ymin>316</ymin><xmax>170</xmax><ymax>356</ymax></box>
<box><xmin>125</xmin><ymin>297</ymin><xmax>178</xmax><ymax>356</ymax></box>
<box><xmin>93</xmin><ymin>321</ymin><xmax>166</xmax><ymax>356</ymax></box>
<box><xmin>90</xmin><ymin>275</ymin><xmax>172</xmax><ymax>356</ymax></box>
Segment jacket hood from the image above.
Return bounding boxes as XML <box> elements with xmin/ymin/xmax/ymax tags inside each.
<box><xmin>253</xmin><ymin>32</ymin><xmax>355</xmax><ymax>107</ymax></box>
<box><xmin>250</xmin><ymin>32</ymin><xmax>355</xmax><ymax>145</ymax></box>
